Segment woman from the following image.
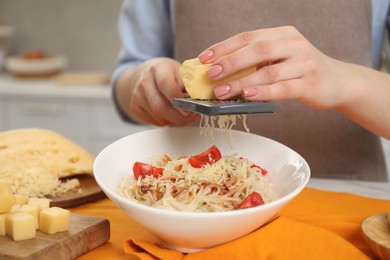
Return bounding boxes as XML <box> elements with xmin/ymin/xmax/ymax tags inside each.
<box><xmin>113</xmin><ymin>0</ymin><xmax>390</xmax><ymax>181</ymax></box>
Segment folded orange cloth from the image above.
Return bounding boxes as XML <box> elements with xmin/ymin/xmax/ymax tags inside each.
<box><xmin>122</xmin><ymin>188</ymin><xmax>390</xmax><ymax>260</ymax></box>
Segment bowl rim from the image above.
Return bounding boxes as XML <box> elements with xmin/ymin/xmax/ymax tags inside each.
<box><xmin>93</xmin><ymin>126</ymin><xmax>311</xmax><ymax>217</ymax></box>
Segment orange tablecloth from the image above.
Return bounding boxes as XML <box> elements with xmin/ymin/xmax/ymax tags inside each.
<box><xmin>71</xmin><ymin>188</ymin><xmax>390</xmax><ymax>260</ymax></box>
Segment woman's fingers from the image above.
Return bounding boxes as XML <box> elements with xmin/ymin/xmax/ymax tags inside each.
<box><xmin>130</xmin><ymin>58</ymin><xmax>200</xmax><ymax>126</ymax></box>
<box><xmin>199</xmin><ymin>26</ymin><xmax>300</xmax><ymax>64</ymax></box>
<box><xmin>153</xmin><ymin>60</ymin><xmax>186</xmax><ymax>102</ymax></box>
<box><xmin>214</xmin><ymin>58</ymin><xmax>312</xmax><ymax>100</ymax></box>
<box><xmin>208</xmin><ymin>35</ymin><xmax>309</xmax><ymax>80</ymax></box>
<box><xmin>242</xmin><ymin>78</ymin><xmax>308</xmax><ymax>101</ymax></box>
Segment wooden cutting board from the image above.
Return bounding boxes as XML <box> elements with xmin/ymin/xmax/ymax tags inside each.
<box><xmin>0</xmin><ymin>213</ymin><xmax>110</xmax><ymax>260</ymax></box>
<box><xmin>49</xmin><ymin>174</ymin><xmax>106</xmax><ymax>208</ymax></box>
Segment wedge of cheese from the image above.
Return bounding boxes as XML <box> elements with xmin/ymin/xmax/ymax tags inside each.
<box><xmin>0</xmin><ymin>128</ymin><xmax>94</xmax><ymax>197</ymax></box>
<box><xmin>0</xmin><ymin>128</ymin><xmax>95</xmax><ymax>178</ymax></box>
<box><xmin>179</xmin><ymin>58</ymin><xmax>256</xmax><ymax>99</ymax></box>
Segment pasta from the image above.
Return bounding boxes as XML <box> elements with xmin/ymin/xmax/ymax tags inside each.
<box><xmin>118</xmin><ymin>146</ymin><xmax>276</xmax><ymax>212</ymax></box>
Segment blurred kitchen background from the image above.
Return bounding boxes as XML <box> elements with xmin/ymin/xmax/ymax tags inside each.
<box><xmin>0</xmin><ymin>0</ymin><xmax>389</xmax><ymax>177</ymax></box>
<box><xmin>0</xmin><ymin>0</ymin><xmax>121</xmax><ymax>73</ymax></box>
<box><xmin>0</xmin><ymin>0</ymin><xmax>152</xmax><ymax>156</ymax></box>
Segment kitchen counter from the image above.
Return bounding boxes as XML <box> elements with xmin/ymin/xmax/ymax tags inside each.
<box><xmin>0</xmin><ymin>73</ymin><xmax>110</xmax><ymax>99</ymax></box>
<box><xmin>308</xmin><ymin>178</ymin><xmax>390</xmax><ymax>200</ymax></box>
<box><xmin>0</xmin><ymin>74</ymin><xmax>152</xmax><ymax>155</ymax></box>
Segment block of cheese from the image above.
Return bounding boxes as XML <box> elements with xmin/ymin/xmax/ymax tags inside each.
<box><xmin>0</xmin><ymin>214</ymin><xmax>5</xmax><ymax>235</ymax></box>
<box><xmin>0</xmin><ymin>128</ymin><xmax>95</xmax><ymax>178</ymax></box>
<box><xmin>179</xmin><ymin>58</ymin><xmax>256</xmax><ymax>99</ymax></box>
<box><xmin>0</xmin><ymin>182</ymin><xmax>14</xmax><ymax>213</ymax></box>
<box><xmin>28</xmin><ymin>197</ymin><xmax>50</xmax><ymax>212</ymax></box>
<box><xmin>6</xmin><ymin>212</ymin><xmax>36</xmax><ymax>241</ymax></box>
<box><xmin>13</xmin><ymin>194</ymin><xmax>29</xmax><ymax>205</ymax></box>
<box><xmin>9</xmin><ymin>204</ymin><xmax>21</xmax><ymax>213</ymax></box>
<box><xmin>20</xmin><ymin>204</ymin><xmax>39</xmax><ymax>229</ymax></box>
<box><xmin>0</xmin><ymin>128</ymin><xmax>94</xmax><ymax>197</ymax></box>
<box><xmin>39</xmin><ymin>207</ymin><xmax>70</xmax><ymax>234</ymax></box>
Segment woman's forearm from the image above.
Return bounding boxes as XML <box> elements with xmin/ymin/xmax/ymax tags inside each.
<box><xmin>336</xmin><ymin>62</ymin><xmax>390</xmax><ymax>139</ymax></box>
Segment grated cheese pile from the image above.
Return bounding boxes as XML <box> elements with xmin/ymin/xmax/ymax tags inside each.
<box><xmin>0</xmin><ymin>147</ymin><xmax>80</xmax><ymax>197</ymax></box>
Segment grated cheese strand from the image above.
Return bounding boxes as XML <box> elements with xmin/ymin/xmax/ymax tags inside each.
<box><xmin>199</xmin><ymin>114</ymin><xmax>250</xmax><ymax>148</ymax></box>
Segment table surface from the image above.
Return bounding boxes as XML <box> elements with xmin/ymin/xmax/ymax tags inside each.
<box><xmin>71</xmin><ymin>177</ymin><xmax>390</xmax><ymax>260</ymax></box>
<box><xmin>308</xmin><ymin>178</ymin><xmax>390</xmax><ymax>200</ymax></box>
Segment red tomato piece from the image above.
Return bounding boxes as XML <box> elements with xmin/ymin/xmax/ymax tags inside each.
<box><xmin>236</xmin><ymin>191</ymin><xmax>264</xmax><ymax>210</ymax></box>
<box><xmin>133</xmin><ymin>162</ymin><xmax>163</xmax><ymax>179</ymax></box>
<box><xmin>251</xmin><ymin>164</ymin><xmax>268</xmax><ymax>175</ymax></box>
<box><xmin>188</xmin><ymin>145</ymin><xmax>222</xmax><ymax>168</ymax></box>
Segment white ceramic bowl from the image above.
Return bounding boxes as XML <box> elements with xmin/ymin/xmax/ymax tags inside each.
<box><xmin>94</xmin><ymin>127</ymin><xmax>310</xmax><ymax>253</ymax></box>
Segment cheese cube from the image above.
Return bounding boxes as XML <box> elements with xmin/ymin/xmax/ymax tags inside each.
<box><xmin>20</xmin><ymin>204</ymin><xmax>39</xmax><ymax>229</ymax></box>
<box><xmin>28</xmin><ymin>197</ymin><xmax>50</xmax><ymax>212</ymax></box>
<box><xmin>13</xmin><ymin>194</ymin><xmax>29</xmax><ymax>205</ymax></box>
<box><xmin>9</xmin><ymin>204</ymin><xmax>21</xmax><ymax>213</ymax></box>
<box><xmin>0</xmin><ymin>214</ymin><xmax>6</xmax><ymax>236</ymax></box>
<box><xmin>0</xmin><ymin>182</ymin><xmax>14</xmax><ymax>213</ymax></box>
<box><xmin>179</xmin><ymin>58</ymin><xmax>256</xmax><ymax>99</ymax></box>
<box><xmin>6</xmin><ymin>212</ymin><xmax>36</xmax><ymax>241</ymax></box>
<box><xmin>39</xmin><ymin>207</ymin><xmax>70</xmax><ymax>235</ymax></box>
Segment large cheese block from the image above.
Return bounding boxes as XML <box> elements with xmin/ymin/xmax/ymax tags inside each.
<box><xmin>0</xmin><ymin>128</ymin><xmax>95</xmax><ymax>198</ymax></box>
<box><xmin>179</xmin><ymin>58</ymin><xmax>256</xmax><ymax>99</ymax></box>
<box><xmin>0</xmin><ymin>128</ymin><xmax>95</xmax><ymax>179</ymax></box>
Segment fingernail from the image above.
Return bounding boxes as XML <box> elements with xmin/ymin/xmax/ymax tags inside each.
<box><xmin>214</xmin><ymin>84</ymin><xmax>231</xmax><ymax>97</ymax></box>
<box><xmin>198</xmin><ymin>50</ymin><xmax>214</xmax><ymax>63</ymax></box>
<box><xmin>243</xmin><ymin>88</ymin><xmax>258</xmax><ymax>98</ymax></box>
<box><xmin>207</xmin><ymin>64</ymin><xmax>223</xmax><ymax>78</ymax></box>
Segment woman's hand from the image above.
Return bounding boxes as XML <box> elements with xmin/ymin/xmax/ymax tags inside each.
<box><xmin>198</xmin><ymin>26</ymin><xmax>351</xmax><ymax>110</ymax></box>
<box><xmin>197</xmin><ymin>26</ymin><xmax>390</xmax><ymax>138</ymax></box>
<box><xmin>115</xmin><ymin>57</ymin><xmax>199</xmax><ymax>126</ymax></box>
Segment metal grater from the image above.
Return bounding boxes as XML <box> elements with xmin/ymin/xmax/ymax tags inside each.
<box><xmin>173</xmin><ymin>98</ymin><xmax>276</xmax><ymax>116</ymax></box>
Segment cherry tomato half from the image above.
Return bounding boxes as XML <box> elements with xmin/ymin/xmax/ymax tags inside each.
<box><xmin>188</xmin><ymin>145</ymin><xmax>222</xmax><ymax>168</ymax></box>
<box><xmin>236</xmin><ymin>191</ymin><xmax>264</xmax><ymax>210</ymax></box>
<box><xmin>133</xmin><ymin>162</ymin><xmax>163</xmax><ymax>180</ymax></box>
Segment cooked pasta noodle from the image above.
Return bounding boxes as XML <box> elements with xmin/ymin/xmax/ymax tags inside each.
<box><xmin>118</xmin><ymin>151</ymin><xmax>276</xmax><ymax>212</ymax></box>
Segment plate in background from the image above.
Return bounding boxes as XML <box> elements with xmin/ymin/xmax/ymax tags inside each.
<box><xmin>5</xmin><ymin>55</ymin><xmax>67</xmax><ymax>78</ymax></box>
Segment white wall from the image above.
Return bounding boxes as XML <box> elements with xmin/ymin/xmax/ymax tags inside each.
<box><xmin>0</xmin><ymin>0</ymin><xmax>122</xmax><ymax>74</ymax></box>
